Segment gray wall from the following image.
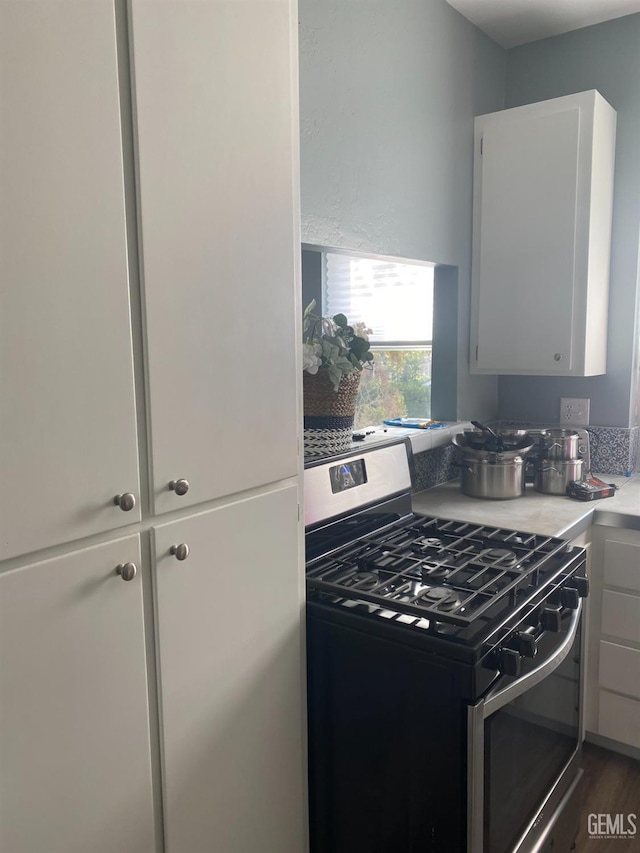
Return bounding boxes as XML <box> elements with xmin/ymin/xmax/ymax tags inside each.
<box><xmin>298</xmin><ymin>0</ymin><xmax>505</xmax><ymax>421</ymax></box>
<box><xmin>499</xmin><ymin>14</ymin><xmax>640</xmax><ymax>428</ymax></box>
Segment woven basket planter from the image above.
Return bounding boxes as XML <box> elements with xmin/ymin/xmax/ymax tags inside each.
<box><xmin>303</xmin><ymin>370</ymin><xmax>361</xmax><ymax>457</ymax></box>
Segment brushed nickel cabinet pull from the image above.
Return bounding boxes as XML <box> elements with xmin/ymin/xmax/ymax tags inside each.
<box><xmin>169</xmin><ymin>479</ymin><xmax>189</xmax><ymax>496</ymax></box>
<box><xmin>114</xmin><ymin>493</ymin><xmax>136</xmax><ymax>512</ymax></box>
<box><xmin>170</xmin><ymin>543</ymin><xmax>190</xmax><ymax>561</ymax></box>
<box><xmin>116</xmin><ymin>562</ymin><xmax>137</xmax><ymax>581</ymax></box>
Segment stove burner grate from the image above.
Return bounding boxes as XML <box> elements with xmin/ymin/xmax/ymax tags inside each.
<box><xmin>477</xmin><ymin>547</ymin><xmax>520</xmax><ymax>569</ymax></box>
<box><xmin>306</xmin><ymin>514</ymin><xmax>572</xmax><ymax>627</ymax></box>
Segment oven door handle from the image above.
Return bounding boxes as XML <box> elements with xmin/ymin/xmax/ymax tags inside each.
<box><xmin>482</xmin><ymin>599</ymin><xmax>582</xmax><ymax>719</ymax></box>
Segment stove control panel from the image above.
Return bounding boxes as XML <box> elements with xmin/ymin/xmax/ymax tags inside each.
<box><xmin>304</xmin><ymin>439</ymin><xmax>412</xmax><ymax>529</ymax></box>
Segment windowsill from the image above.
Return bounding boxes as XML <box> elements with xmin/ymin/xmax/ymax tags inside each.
<box><xmin>353</xmin><ymin>421</ymin><xmax>472</xmax><ymax>455</ymax></box>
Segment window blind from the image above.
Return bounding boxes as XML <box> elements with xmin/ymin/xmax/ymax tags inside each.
<box><xmin>324</xmin><ymin>253</ymin><xmax>434</xmax><ymax>344</ymax></box>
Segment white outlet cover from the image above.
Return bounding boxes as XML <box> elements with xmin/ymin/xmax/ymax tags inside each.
<box><xmin>560</xmin><ymin>397</ymin><xmax>590</xmax><ymax>426</ymax></box>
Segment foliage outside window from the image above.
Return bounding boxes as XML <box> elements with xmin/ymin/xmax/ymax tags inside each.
<box><xmin>323</xmin><ymin>252</ymin><xmax>434</xmax><ymax>429</ymax></box>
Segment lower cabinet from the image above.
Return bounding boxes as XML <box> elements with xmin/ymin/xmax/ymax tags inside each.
<box><xmin>0</xmin><ymin>535</ymin><xmax>155</xmax><ymax>853</ymax></box>
<box><xmin>152</xmin><ymin>485</ymin><xmax>305</xmax><ymax>853</ymax></box>
<box><xmin>587</xmin><ymin>525</ymin><xmax>640</xmax><ymax>753</ymax></box>
<box><xmin>0</xmin><ymin>487</ymin><xmax>305</xmax><ymax>852</ymax></box>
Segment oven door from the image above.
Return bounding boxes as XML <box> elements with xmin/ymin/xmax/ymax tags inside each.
<box><xmin>468</xmin><ymin>599</ymin><xmax>584</xmax><ymax>853</ymax></box>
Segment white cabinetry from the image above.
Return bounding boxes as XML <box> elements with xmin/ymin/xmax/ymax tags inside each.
<box><xmin>0</xmin><ymin>1</ymin><xmax>303</xmax><ymax>850</ymax></box>
<box><xmin>0</xmin><ymin>1</ymin><xmax>140</xmax><ymax>560</ymax></box>
<box><xmin>471</xmin><ymin>90</ymin><xmax>616</xmax><ymax>376</ymax></box>
<box><xmin>586</xmin><ymin>525</ymin><xmax>640</xmax><ymax>753</ymax></box>
<box><xmin>153</xmin><ymin>486</ymin><xmax>303</xmax><ymax>853</ymax></box>
<box><xmin>130</xmin><ymin>0</ymin><xmax>299</xmax><ymax>515</ymax></box>
<box><xmin>0</xmin><ymin>536</ymin><xmax>155</xmax><ymax>853</ymax></box>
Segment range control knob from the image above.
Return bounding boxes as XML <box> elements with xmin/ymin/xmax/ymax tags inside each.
<box><xmin>573</xmin><ymin>576</ymin><xmax>590</xmax><ymax>598</ymax></box>
<box><xmin>541</xmin><ymin>606</ymin><xmax>562</xmax><ymax>633</ymax></box>
<box><xmin>560</xmin><ymin>587</ymin><xmax>580</xmax><ymax>610</ymax></box>
<box><xmin>499</xmin><ymin>648</ymin><xmax>521</xmax><ymax>678</ymax></box>
<box><xmin>514</xmin><ymin>631</ymin><xmax>537</xmax><ymax>659</ymax></box>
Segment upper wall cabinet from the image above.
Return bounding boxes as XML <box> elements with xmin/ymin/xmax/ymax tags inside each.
<box><xmin>470</xmin><ymin>90</ymin><xmax>616</xmax><ymax>376</ymax></box>
<box><xmin>130</xmin><ymin>0</ymin><xmax>300</xmax><ymax>515</ymax></box>
<box><xmin>0</xmin><ymin>1</ymin><xmax>140</xmax><ymax>560</ymax></box>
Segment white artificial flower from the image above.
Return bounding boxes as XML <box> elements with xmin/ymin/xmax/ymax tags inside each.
<box><xmin>302</xmin><ymin>342</ymin><xmax>323</xmax><ymax>374</ymax></box>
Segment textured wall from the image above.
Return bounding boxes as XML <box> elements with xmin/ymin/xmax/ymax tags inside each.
<box><xmin>499</xmin><ymin>14</ymin><xmax>640</xmax><ymax>428</ymax></box>
<box><xmin>298</xmin><ymin>0</ymin><xmax>506</xmax><ymax>421</ymax></box>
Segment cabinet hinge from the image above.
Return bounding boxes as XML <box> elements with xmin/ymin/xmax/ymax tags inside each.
<box><xmin>480</xmin><ymin>137</ymin><xmax>483</xmax><ymax>155</ymax></box>
<box><xmin>297</xmin><ymin>503</ymin><xmax>300</xmax><ymax>522</ymax></box>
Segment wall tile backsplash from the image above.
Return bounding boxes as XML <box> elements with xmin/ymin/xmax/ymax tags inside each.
<box><xmin>588</xmin><ymin>425</ymin><xmax>639</xmax><ymax>475</ymax></box>
<box><xmin>496</xmin><ymin>421</ymin><xmax>639</xmax><ymax>476</ymax></box>
<box><xmin>413</xmin><ymin>444</ymin><xmax>458</xmax><ymax>491</ymax></box>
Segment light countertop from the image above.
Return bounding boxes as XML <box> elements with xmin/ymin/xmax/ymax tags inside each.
<box><xmin>412</xmin><ymin>474</ymin><xmax>638</xmax><ymax>539</ymax></box>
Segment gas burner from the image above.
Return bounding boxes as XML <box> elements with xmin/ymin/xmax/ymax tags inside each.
<box><xmin>489</xmin><ymin>532</ymin><xmax>526</xmax><ymax>546</ymax></box>
<box><xmin>477</xmin><ymin>548</ymin><xmax>520</xmax><ymax>569</ymax></box>
<box><xmin>348</xmin><ymin>571</ymin><xmax>379</xmax><ymax>591</ymax></box>
<box><xmin>411</xmin><ymin>536</ymin><xmax>444</xmax><ymax>555</ymax></box>
<box><xmin>421</xmin><ymin>586</ymin><xmax>462</xmax><ymax>612</ymax></box>
<box><xmin>421</xmin><ymin>561</ymin><xmax>451</xmax><ymax>581</ymax></box>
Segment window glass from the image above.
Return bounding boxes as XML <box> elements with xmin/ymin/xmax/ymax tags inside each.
<box><xmin>323</xmin><ymin>252</ymin><xmax>434</xmax><ymax>428</ymax></box>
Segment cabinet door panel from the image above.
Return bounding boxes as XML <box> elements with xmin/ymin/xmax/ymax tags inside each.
<box><xmin>0</xmin><ymin>1</ymin><xmax>140</xmax><ymax>559</ymax></box>
<box><xmin>477</xmin><ymin>108</ymin><xmax>580</xmax><ymax>372</ymax></box>
<box><xmin>599</xmin><ymin>690</ymin><xmax>640</xmax><ymax>749</ymax></box>
<box><xmin>0</xmin><ymin>536</ymin><xmax>155</xmax><ymax>853</ymax></box>
<box><xmin>153</xmin><ymin>486</ymin><xmax>304</xmax><ymax>853</ymax></box>
<box><xmin>604</xmin><ymin>538</ymin><xmax>640</xmax><ymax>592</ymax></box>
<box><xmin>131</xmin><ymin>0</ymin><xmax>299</xmax><ymax>514</ymax></box>
<box><xmin>599</xmin><ymin>641</ymin><xmax>640</xmax><ymax>700</ymax></box>
<box><xmin>602</xmin><ymin>590</ymin><xmax>640</xmax><ymax>643</ymax></box>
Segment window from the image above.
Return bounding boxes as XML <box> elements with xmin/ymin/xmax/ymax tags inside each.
<box><xmin>323</xmin><ymin>251</ymin><xmax>434</xmax><ymax>429</ymax></box>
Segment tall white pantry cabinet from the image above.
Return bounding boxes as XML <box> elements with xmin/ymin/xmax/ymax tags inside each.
<box><xmin>0</xmin><ymin>3</ymin><xmax>305</xmax><ymax>853</ymax></box>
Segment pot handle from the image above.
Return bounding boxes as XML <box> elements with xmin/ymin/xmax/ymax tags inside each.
<box><xmin>453</xmin><ymin>461</ymin><xmax>475</xmax><ymax>473</ymax></box>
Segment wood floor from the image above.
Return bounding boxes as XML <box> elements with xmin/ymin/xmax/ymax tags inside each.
<box><xmin>574</xmin><ymin>742</ymin><xmax>640</xmax><ymax>851</ymax></box>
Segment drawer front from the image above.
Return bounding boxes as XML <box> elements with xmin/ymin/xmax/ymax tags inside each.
<box><xmin>604</xmin><ymin>538</ymin><xmax>640</xmax><ymax>592</ymax></box>
<box><xmin>599</xmin><ymin>641</ymin><xmax>640</xmax><ymax>699</ymax></box>
<box><xmin>602</xmin><ymin>590</ymin><xmax>640</xmax><ymax>643</ymax></box>
<box><xmin>599</xmin><ymin>690</ymin><xmax>640</xmax><ymax>749</ymax></box>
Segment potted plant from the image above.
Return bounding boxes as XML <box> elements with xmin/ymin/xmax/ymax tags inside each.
<box><xmin>302</xmin><ymin>299</ymin><xmax>373</xmax><ymax>456</ymax></box>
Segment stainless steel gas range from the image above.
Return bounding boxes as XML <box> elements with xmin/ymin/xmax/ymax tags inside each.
<box><xmin>304</xmin><ymin>438</ymin><xmax>588</xmax><ymax>853</ymax></box>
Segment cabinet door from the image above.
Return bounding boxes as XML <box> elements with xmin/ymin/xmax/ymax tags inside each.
<box><xmin>153</xmin><ymin>486</ymin><xmax>304</xmax><ymax>853</ymax></box>
<box><xmin>0</xmin><ymin>536</ymin><xmax>155</xmax><ymax>853</ymax></box>
<box><xmin>0</xmin><ymin>1</ymin><xmax>140</xmax><ymax>559</ymax></box>
<box><xmin>131</xmin><ymin>0</ymin><xmax>300</xmax><ymax>514</ymax></box>
<box><xmin>475</xmin><ymin>106</ymin><xmax>581</xmax><ymax>373</ymax></box>
<box><xmin>471</xmin><ymin>91</ymin><xmax>615</xmax><ymax>377</ymax></box>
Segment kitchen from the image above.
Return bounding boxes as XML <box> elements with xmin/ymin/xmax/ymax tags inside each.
<box><xmin>1</xmin><ymin>2</ymin><xmax>639</xmax><ymax>853</ymax></box>
<box><xmin>300</xmin><ymin>1</ymin><xmax>640</xmax><ymax>850</ymax></box>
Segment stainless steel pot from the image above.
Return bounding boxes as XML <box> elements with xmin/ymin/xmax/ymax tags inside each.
<box><xmin>457</xmin><ymin>456</ymin><xmax>526</xmax><ymax>500</ymax></box>
<box><xmin>539</xmin><ymin>429</ymin><xmax>580</xmax><ymax>460</ymax></box>
<box><xmin>534</xmin><ymin>458</ymin><xmax>584</xmax><ymax>495</ymax></box>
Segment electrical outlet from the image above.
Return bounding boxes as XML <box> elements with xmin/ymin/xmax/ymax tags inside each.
<box><xmin>560</xmin><ymin>397</ymin><xmax>590</xmax><ymax>426</ymax></box>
